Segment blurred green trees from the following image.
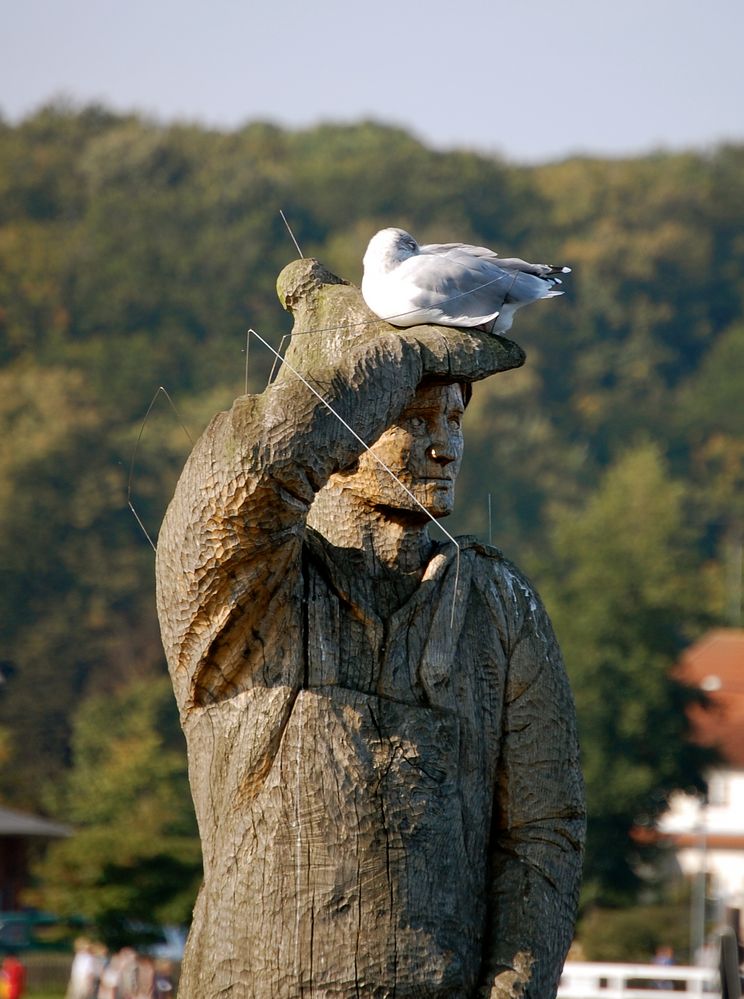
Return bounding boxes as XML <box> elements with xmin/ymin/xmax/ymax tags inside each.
<box><xmin>576</xmin><ymin>885</ymin><xmax>694</xmax><ymax>962</ymax></box>
<box><xmin>0</xmin><ymin>105</ymin><xmax>742</xmax><ymax>919</ymax></box>
<box><xmin>541</xmin><ymin>444</ymin><xmax>715</xmax><ymax>903</ymax></box>
<box><xmin>29</xmin><ymin>677</ymin><xmax>201</xmax><ymax>947</ymax></box>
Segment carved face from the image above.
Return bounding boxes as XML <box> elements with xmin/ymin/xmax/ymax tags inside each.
<box><xmin>339</xmin><ymin>383</ymin><xmax>465</xmax><ymax>520</ymax></box>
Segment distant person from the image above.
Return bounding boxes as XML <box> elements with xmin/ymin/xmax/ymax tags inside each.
<box><xmin>652</xmin><ymin>944</ymin><xmax>675</xmax><ymax>990</ymax></box>
<box><xmin>66</xmin><ymin>938</ymin><xmax>96</xmax><ymax>999</ymax></box>
<box><xmin>0</xmin><ymin>953</ymin><xmax>26</xmax><ymax>999</ymax></box>
<box><xmin>96</xmin><ymin>948</ymin><xmax>123</xmax><ymax>999</ymax></box>
<box><xmin>90</xmin><ymin>943</ymin><xmax>107</xmax><ymax>997</ymax></box>
<box><xmin>115</xmin><ymin>948</ymin><xmax>139</xmax><ymax>999</ymax></box>
<box><xmin>153</xmin><ymin>960</ymin><xmax>174</xmax><ymax>998</ymax></box>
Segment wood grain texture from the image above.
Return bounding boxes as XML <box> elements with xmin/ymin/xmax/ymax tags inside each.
<box><xmin>155</xmin><ymin>260</ymin><xmax>584</xmax><ymax>998</ymax></box>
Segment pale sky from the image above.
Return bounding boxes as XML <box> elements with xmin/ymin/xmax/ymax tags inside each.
<box><xmin>3</xmin><ymin>0</ymin><xmax>743</xmax><ymax>162</ymax></box>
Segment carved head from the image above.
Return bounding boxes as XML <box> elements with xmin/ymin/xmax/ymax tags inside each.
<box><xmin>334</xmin><ymin>382</ymin><xmax>465</xmax><ymax>520</ymax></box>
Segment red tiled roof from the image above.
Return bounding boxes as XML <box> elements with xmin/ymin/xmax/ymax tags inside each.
<box><xmin>674</xmin><ymin>629</ymin><xmax>744</xmax><ymax>767</ymax></box>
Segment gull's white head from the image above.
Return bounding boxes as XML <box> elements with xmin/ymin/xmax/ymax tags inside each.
<box><xmin>363</xmin><ymin>227</ymin><xmax>419</xmax><ymax>274</ymax></box>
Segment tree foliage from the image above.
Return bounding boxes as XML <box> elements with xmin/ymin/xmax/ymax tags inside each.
<box><xmin>0</xmin><ymin>104</ymin><xmax>742</xmax><ymax>911</ymax></box>
<box><xmin>576</xmin><ymin>884</ymin><xmax>694</xmax><ymax>963</ymax></box>
<box><xmin>29</xmin><ymin>677</ymin><xmax>201</xmax><ymax>947</ymax></box>
<box><xmin>541</xmin><ymin>444</ymin><xmax>716</xmax><ymax>902</ymax></box>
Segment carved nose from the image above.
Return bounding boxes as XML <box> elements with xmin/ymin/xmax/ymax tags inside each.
<box><xmin>427</xmin><ymin>445</ymin><xmax>455</xmax><ymax>467</ymax></box>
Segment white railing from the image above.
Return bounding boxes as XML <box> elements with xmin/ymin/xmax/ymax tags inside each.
<box><xmin>558</xmin><ymin>961</ymin><xmax>721</xmax><ymax>998</ymax></box>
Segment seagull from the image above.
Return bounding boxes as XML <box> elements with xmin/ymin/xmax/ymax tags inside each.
<box><xmin>361</xmin><ymin>227</ymin><xmax>571</xmax><ymax>334</ymax></box>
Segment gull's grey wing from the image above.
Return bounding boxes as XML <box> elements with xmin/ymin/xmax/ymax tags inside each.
<box><xmin>421</xmin><ymin>241</ymin><xmax>501</xmax><ymax>262</ymax></box>
<box><xmin>494</xmin><ymin>256</ymin><xmax>561</xmax><ymax>278</ymax></box>
<box><xmin>398</xmin><ymin>252</ymin><xmax>515</xmax><ymax>325</ymax></box>
<box><xmin>425</xmin><ymin>244</ymin><xmax>567</xmax><ymax>281</ymax></box>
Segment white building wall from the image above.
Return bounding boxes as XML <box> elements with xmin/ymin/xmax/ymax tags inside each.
<box><xmin>659</xmin><ymin>766</ymin><xmax>744</xmax><ymax>909</ymax></box>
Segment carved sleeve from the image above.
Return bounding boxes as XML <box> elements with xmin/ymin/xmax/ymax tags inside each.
<box><xmin>482</xmin><ymin>578</ymin><xmax>585</xmax><ymax>999</ymax></box>
<box><xmin>155</xmin><ymin>334</ymin><xmax>427</xmax><ymax>714</ymax></box>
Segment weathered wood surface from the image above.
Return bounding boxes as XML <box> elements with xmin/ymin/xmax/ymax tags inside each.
<box><xmin>155</xmin><ymin>259</ymin><xmax>585</xmax><ymax>998</ymax></box>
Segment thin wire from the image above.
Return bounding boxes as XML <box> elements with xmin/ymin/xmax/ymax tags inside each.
<box><xmin>247</xmin><ymin>328</ymin><xmax>461</xmax><ymax>626</ymax></box>
<box><xmin>127</xmin><ymin>386</ymin><xmax>194</xmax><ymax>553</ymax></box>
<box><xmin>127</xmin><ymin>503</ymin><xmax>157</xmax><ymax>554</ymax></box>
<box><xmin>268</xmin><ymin>333</ymin><xmax>290</xmax><ymax>384</ymax></box>
<box><xmin>244</xmin><ymin>329</ymin><xmax>250</xmax><ymax>395</ymax></box>
<box><xmin>280</xmin><ymin>210</ymin><xmax>304</xmax><ymax>259</ymax></box>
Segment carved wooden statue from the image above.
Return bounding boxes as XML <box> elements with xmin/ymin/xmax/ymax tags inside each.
<box><xmin>155</xmin><ymin>259</ymin><xmax>585</xmax><ymax>999</ymax></box>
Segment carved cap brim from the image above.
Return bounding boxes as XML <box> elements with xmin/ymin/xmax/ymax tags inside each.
<box><xmin>275</xmin><ymin>257</ymin><xmax>525</xmax><ymax>381</ymax></box>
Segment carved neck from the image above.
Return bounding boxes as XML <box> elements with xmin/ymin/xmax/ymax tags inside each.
<box><xmin>308</xmin><ymin>481</ymin><xmax>434</xmax><ymax>577</ymax></box>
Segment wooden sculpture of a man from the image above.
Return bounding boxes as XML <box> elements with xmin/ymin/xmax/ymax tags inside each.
<box><xmin>156</xmin><ymin>260</ymin><xmax>585</xmax><ymax>999</ymax></box>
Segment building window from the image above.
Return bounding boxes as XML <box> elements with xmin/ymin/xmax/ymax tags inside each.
<box><xmin>707</xmin><ymin>773</ymin><xmax>729</xmax><ymax>807</ymax></box>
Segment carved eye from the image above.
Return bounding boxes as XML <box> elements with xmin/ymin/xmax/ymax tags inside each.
<box><xmin>406</xmin><ymin>415</ymin><xmax>426</xmax><ymax>431</ymax></box>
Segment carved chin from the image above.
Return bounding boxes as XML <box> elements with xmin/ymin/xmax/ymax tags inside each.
<box><xmin>408</xmin><ymin>480</ymin><xmax>456</xmax><ymax>518</ymax></box>
<box><xmin>337</xmin><ymin>473</ymin><xmax>456</xmax><ymax>520</ymax></box>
